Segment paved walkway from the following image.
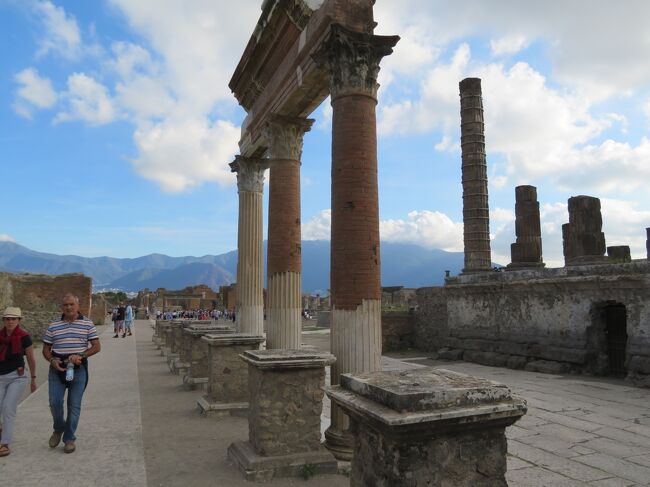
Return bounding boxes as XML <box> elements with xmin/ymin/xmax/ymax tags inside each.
<box><xmin>1</xmin><ymin>320</ymin><xmax>649</xmax><ymax>486</ymax></box>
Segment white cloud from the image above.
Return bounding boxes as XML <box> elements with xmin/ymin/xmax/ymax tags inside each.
<box><xmin>55</xmin><ymin>73</ymin><xmax>116</xmax><ymax>125</ymax></box>
<box><xmin>33</xmin><ymin>0</ymin><xmax>82</xmax><ymax>59</ymax></box>
<box><xmin>0</xmin><ymin>234</ymin><xmax>15</xmax><ymax>243</ymax></box>
<box><xmin>303</xmin><ymin>209</ymin><xmax>464</xmax><ymax>252</ymax></box>
<box><xmin>302</xmin><ymin>209</ymin><xmax>331</xmax><ymax>241</ymax></box>
<box><xmin>107</xmin><ymin>42</ymin><xmax>156</xmax><ymax>79</ymax></box>
<box><xmin>131</xmin><ymin>118</ymin><xmax>240</xmax><ymax>192</ymax></box>
<box><xmin>490</xmin><ymin>34</ymin><xmax>529</xmax><ymax>57</ymax></box>
<box><xmin>13</xmin><ymin>68</ymin><xmax>57</xmax><ymax>118</ymax></box>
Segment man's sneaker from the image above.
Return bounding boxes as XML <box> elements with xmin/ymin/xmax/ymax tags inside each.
<box><xmin>113</xmin><ymin>334</ymin><xmax>118</xmax><ymax>338</ymax></box>
<box><xmin>127</xmin><ymin>332</ymin><xmax>132</xmax><ymax>336</ymax></box>
<box><xmin>63</xmin><ymin>441</ymin><xmax>76</xmax><ymax>454</ymax></box>
<box><xmin>49</xmin><ymin>431</ymin><xmax>62</xmax><ymax>448</ymax></box>
<box><xmin>122</xmin><ymin>334</ymin><xmax>126</xmax><ymax>338</ymax></box>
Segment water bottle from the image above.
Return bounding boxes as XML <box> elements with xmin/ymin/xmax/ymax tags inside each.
<box><xmin>66</xmin><ymin>361</ymin><xmax>75</xmax><ymax>382</ymax></box>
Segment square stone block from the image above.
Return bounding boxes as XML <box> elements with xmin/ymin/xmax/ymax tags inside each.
<box><xmin>328</xmin><ymin>368</ymin><xmax>527</xmax><ymax>486</ymax></box>
<box><xmin>196</xmin><ymin>333</ymin><xmax>264</xmax><ymax>418</ymax></box>
<box><xmin>227</xmin><ymin>349</ymin><xmax>337</xmax><ymax>481</ymax></box>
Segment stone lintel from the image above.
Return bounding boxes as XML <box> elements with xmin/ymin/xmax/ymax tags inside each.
<box><xmin>227</xmin><ymin>440</ymin><xmax>337</xmax><ymax>482</ymax></box>
<box><xmin>241</xmin><ymin>348</ymin><xmax>335</xmax><ymax>369</ymax></box>
<box><xmin>328</xmin><ymin>368</ymin><xmax>526</xmax><ymax>437</ymax></box>
<box><xmin>201</xmin><ymin>333</ymin><xmax>265</xmax><ymax>347</ymax></box>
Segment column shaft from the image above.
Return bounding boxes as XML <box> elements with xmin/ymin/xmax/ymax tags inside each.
<box><xmin>460</xmin><ymin>77</ymin><xmax>492</xmax><ymax>272</ymax></box>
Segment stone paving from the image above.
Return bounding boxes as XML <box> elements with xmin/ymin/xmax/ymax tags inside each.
<box><xmin>1</xmin><ymin>321</ymin><xmax>648</xmax><ymax>486</ymax></box>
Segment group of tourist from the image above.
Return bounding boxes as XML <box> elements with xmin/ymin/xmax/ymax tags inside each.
<box><xmin>0</xmin><ymin>294</ymin><xmax>100</xmax><ymax>456</ymax></box>
<box><xmin>110</xmin><ymin>303</ymin><xmax>134</xmax><ymax>338</ymax></box>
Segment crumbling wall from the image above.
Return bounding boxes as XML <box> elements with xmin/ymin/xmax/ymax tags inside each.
<box><xmin>0</xmin><ymin>272</ymin><xmax>92</xmax><ymax>338</ymax></box>
<box><xmin>414</xmin><ymin>262</ymin><xmax>650</xmax><ymax>387</ymax></box>
<box><xmin>381</xmin><ymin>311</ymin><xmax>414</xmax><ymax>352</ymax></box>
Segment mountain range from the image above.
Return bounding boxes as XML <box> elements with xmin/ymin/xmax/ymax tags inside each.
<box><xmin>0</xmin><ymin>240</ymin><xmax>466</xmax><ymax>293</ymax></box>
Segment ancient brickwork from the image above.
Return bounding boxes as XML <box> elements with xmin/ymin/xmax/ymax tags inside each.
<box><xmin>414</xmin><ymin>263</ymin><xmax>650</xmax><ymax>386</ymax></box>
<box><xmin>460</xmin><ymin>77</ymin><xmax>492</xmax><ymax>273</ymax></box>
<box><xmin>0</xmin><ymin>272</ymin><xmax>92</xmax><ymax>338</ymax></box>
<box><xmin>509</xmin><ymin>185</ymin><xmax>544</xmax><ymax>268</ymax></box>
<box><xmin>381</xmin><ymin>311</ymin><xmax>414</xmax><ymax>352</ymax></box>
<box><xmin>563</xmin><ymin>196</ymin><xmax>607</xmax><ymax>265</ymax></box>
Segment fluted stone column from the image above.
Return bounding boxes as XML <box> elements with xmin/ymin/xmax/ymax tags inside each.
<box><xmin>460</xmin><ymin>78</ymin><xmax>492</xmax><ymax>273</ymax></box>
<box><xmin>313</xmin><ymin>23</ymin><xmax>399</xmax><ymax>460</ymax></box>
<box><xmin>230</xmin><ymin>156</ymin><xmax>269</xmax><ymax>336</ymax></box>
<box><xmin>264</xmin><ymin>115</ymin><xmax>314</xmax><ymax>350</ymax></box>
<box><xmin>508</xmin><ymin>185</ymin><xmax>544</xmax><ymax>269</ymax></box>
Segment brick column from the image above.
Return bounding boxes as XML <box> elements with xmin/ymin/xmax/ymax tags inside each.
<box><xmin>562</xmin><ymin>195</ymin><xmax>607</xmax><ymax>266</ymax></box>
<box><xmin>230</xmin><ymin>156</ymin><xmax>269</xmax><ymax>336</ymax></box>
<box><xmin>508</xmin><ymin>185</ymin><xmax>544</xmax><ymax>269</ymax></box>
<box><xmin>460</xmin><ymin>78</ymin><xmax>492</xmax><ymax>273</ymax></box>
<box><xmin>264</xmin><ymin>115</ymin><xmax>314</xmax><ymax>350</ymax></box>
<box><xmin>313</xmin><ymin>23</ymin><xmax>399</xmax><ymax>461</ymax></box>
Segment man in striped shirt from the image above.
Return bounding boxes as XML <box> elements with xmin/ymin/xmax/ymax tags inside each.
<box><xmin>42</xmin><ymin>293</ymin><xmax>101</xmax><ymax>454</ymax></box>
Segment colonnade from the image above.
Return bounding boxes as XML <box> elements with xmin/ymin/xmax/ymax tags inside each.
<box><xmin>230</xmin><ymin>24</ymin><xmax>397</xmax><ymax>459</ymax></box>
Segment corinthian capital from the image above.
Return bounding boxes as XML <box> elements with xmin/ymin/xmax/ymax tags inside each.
<box><xmin>312</xmin><ymin>24</ymin><xmax>399</xmax><ymax>100</ymax></box>
<box><xmin>264</xmin><ymin>115</ymin><xmax>315</xmax><ymax>161</ymax></box>
<box><xmin>230</xmin><ymin>156</ymin><xmax>269</xmax><ymax>193</ymax></box>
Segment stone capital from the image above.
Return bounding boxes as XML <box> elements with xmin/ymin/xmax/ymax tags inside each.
<box><xmin>312</xmin><ymin>24</ymin><xmax>399</xmax><ymax>100</ymax></box>
<box><xmin>230</xmin><ymin>156</ymin><xmax>269</xmax><ymax>193</ymax></box>
<box><xmin>263</xmin><ymin>115</ymin><xmax>315</xmax><ymax>161</ymax></box>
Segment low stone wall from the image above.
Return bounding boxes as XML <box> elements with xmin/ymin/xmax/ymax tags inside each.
<box><xmin>381</xmin><ymin>311</ymin><xmax>414</xmax><ymax>352</ymax></box>
<box><xmin>414</xmin><ymin>262</ymin><xmax>650</xmax><ymax>387</ymax></box>
<box><xmin>0</xmin><ymin>272</ymin><xmax>92</xmax><ymax>338</ymax></box>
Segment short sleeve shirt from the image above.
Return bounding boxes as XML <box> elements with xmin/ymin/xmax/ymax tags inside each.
<box><xmin>43</xmin><ymin>317</ymin><xmax>98</xmax><ymax>356</ymax></box>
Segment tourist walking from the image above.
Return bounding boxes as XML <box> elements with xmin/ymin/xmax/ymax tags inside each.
<box><xmin>124</xmin><ymin>304</ymin><xmax>133</xmax><ymax>336</ymax></box>
<box><xmin>114</xmin><ymin>303</ymin><xmax>126</xmax><ymax>338</ymax></box>
<box><xmin>0</xmin><ymin>307</ymin><xmax>37</xmax><ymax>457</ymax></box>
<box><xmin>42</xmin><ymin>294</ymin><xmax>100</xmax><ymax>453</ymax></box>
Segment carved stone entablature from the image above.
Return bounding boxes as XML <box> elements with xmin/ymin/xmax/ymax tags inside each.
<box><xmin>285</xmin><ymin>0</ymin><xmax>313</xmax><ymax>30</ymax></box>
<box><xmin>312</xmin><ymin>24</ymin><xmax>399</xmax><ymax>100</ymax></box>
<box><xmin>230</xmin><ymin>156</ymin><xmax>269</xmax><ymax>194</ymax></box>
<box><xmin>240</xmin><ymin>77</ymin><xmax>265</xmax><ymax>112</ymax></box>
<box><xmin>263</xmin><ymin>114</ymin><xmax>315</xmax><ymax>160</ymax></box>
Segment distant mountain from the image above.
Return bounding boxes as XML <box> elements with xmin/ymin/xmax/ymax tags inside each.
<box><xmin>0</xmin><ymin>240</ymin><xmax>466</xmax><ymax>293</ymax></box>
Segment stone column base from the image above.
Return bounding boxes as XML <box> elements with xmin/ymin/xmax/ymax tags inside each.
<box><xmin>196</xmin><ymin>395</ymin><xmax>248</xmax><ymax>418</ymax></box>
<box><xmin>182</xmin><ymin>375</ymin><xmax>208</xmax><ymax>391</ymax></box>
<box><xmin>323</xmin><ymin>427</ymin><xmax>354</xmax><ymax>461</ymax></box>
<box><xmin>169</xmin><ymin>358</ymin><xmax>189</xmax><ymax>375</ymax></box>
<box><xmin>165</xmin><ymin>353</ymin><xmax>179</xmax><ymax>370</ymax></box>
<box><xmin>228</xmin><ymin>441</ymin><xmax>337</xmax><ymax>482</ymax></box>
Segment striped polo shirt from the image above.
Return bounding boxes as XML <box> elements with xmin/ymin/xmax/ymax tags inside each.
<box><xmin>43</xmin><ymin>317</ymin><xmax>99</xmax><ymax>355</ymax></box>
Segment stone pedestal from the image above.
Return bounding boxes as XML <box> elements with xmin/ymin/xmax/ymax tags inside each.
<box><xmin>228</xmin><ymin>349</ymin><xmax>337</xmax><ymax>481</ymax></box>
<box><xmin>197</xmin><ymin>333</ymin><xmax>264</xmax><ymax>418</ymax></box>
<box><xmin>327</xmin><ymin>368</ymin><xmax>527</xmax><ymax>487</ymax></box>
<box><xmin>153</xmin><ymin>319</ymin><xmax>170</xmax><ymax>344</ymax></box>
<box><xmin>174</xmin><ymin>324</ymin><xmax>233</xmax><ymax>377</ymax></box>
<box><xmin>158</xmin><ymin>322</ymin><xmax>173</xmax><ymax>355</ymax></box>
<box><xmin>460</xmin><ymin>77</ymin><xmax>492</xmax><ymax>273</ymax></box>
<box><xmin>508</xmin><ymin>185</ymin><xmax>544</xmax><ymax>269</ymax></box>
<box><xmin>607</xmin><ymin>245</ymin><xmax>631</xmax><ymax>263</ymax></box>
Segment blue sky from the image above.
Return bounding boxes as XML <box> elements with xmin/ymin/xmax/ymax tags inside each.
<box><xmin>1</xmin><ymin>0</ymin><xmax>649</xmax><ymax>268</ymax></box>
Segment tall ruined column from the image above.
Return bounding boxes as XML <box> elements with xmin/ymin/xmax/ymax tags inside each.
<box><xmin>314</xmin><ymin>24</ymin><xmax>399</xmax><ymax>460</ymax></box>
<box><xmin>562</xmin><ymin>195</ymin><xmax>607</xmax><ymax>266</ymax></box>
<box><xmin>508</xmin><ymin>185</ymin><xmax>544</xmax><ymax>268</ymax></box>
<box><xmin>460</xmin><ymin>78</ymin><xmax>492</xmax><ymax>272</ymax></box>
<box><xmin>264</xmin><ymin>115</ymin><xmax>314</xmax><ymax>349</ymax></box>
<box><xmin>230</xmin><ymin>156</ymin><xmax>268</xmax><ymax>336</ymax></box>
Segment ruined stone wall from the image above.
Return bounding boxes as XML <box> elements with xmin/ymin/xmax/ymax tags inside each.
<box><xmin>0</xmin><ymin>272</ymin><xmax>92</xmax><ymax>338</ymax></box>
<box><xmin>90</xmin><ymin>293</ymin><xmax>107</xmax><ymax>326</ymax></box>
<box><xmin>381</xmin><ymin>311</ymin><xmax>414</xmax><ymax>352</ymax></box>
<box><xmin>414</xmin><ymin>262</ymin><xmax>650</xmax><ymax>387</ymax></box>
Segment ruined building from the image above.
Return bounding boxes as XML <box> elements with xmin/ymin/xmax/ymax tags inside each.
<box><xmin>414</xmin><ymin>78</ymin><xmax>650</xmax><ymax>388</ymax></box>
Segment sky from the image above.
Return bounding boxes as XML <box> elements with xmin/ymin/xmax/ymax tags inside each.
<box><xmin>1</xmin><ymin>0</ymin><xmax>649</xmax><ymax>269</ymax></box>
